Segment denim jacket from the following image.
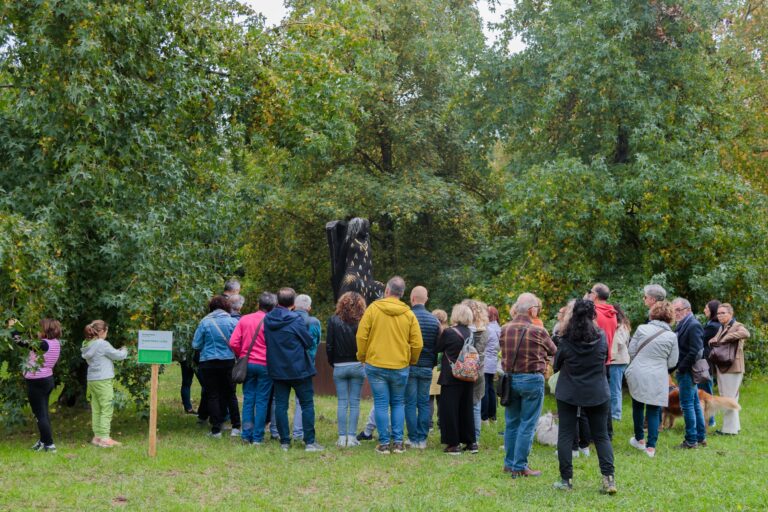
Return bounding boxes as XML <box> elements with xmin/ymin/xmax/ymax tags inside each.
<box><xmin>192</xmin><ymin>309</ymin><xmax>238</xmax><ymax>362</ymax></box>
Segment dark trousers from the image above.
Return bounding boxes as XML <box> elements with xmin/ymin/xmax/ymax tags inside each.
<box><xmin>556</xmin><ymin>400</ymin><xmax>614</xmax><ymax>480</ymax></box>
<box><xmin>571</xmin><ymin>408</ymin><xmax>591</xmax><ymax>450</ymax></box>
<box><xmin>605</xmin><ymin>366</ymin><xmax>614</xmax><ymax>439</ymax></box>
<box><xmin>481</xmin><ymin>373</ymin><xmax>497</xmax><ymax>421</ymax></box>
<box><xmin>180</xmin><ymin>360</ymin><xmax>204</xmax><ymax>412</ymax></box>
<box><xmin>273</xmin><ymin>377</ymin><xmax>316</xmax><ymax>445</ymax></box>
<box><xmin>199</xmin><ymin>362</ymin><xmax>240</xmax><ymax>434</ymax></box>
<box><xmin>27</xmin><ymin>377</ymin><xmax>55</xmax><ymax>446</ymax></box>
<box><xmin>439</xmin><ymin>382</ymin><xmax>476</xmax><ymax>446</ymax></box>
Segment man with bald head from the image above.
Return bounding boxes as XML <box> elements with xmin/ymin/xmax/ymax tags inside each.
<box><xmin>404</xmin><ymin>286</ymin><xmax>441</xmax><ymax>449</ymax></box>
<box><xmin>499</xmin><ymin>293</ymin><xmax>557</xmax><ymax>478</ymax></box>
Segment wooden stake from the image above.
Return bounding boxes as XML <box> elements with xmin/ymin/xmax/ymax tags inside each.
<box><xmin>148</xmin><ymin>363</ymin><xmax>159</xmax><ymax>457</ymax></box>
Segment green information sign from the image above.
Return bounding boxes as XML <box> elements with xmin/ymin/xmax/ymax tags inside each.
<box><xmin>138</xmin><ymin>330</ymin><xmax>173</xmax><ymax>365</ymax></box>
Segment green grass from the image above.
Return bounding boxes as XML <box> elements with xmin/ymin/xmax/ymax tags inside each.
<box><xmin>2</xmin><ymin>366</ymin><xmax>766</xmax><ymax>511</ymax></box>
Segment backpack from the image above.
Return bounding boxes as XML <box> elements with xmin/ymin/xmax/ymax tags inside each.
<box><xmin>447</xmin><ymin>328</ymin><xmax>480</xmax><ymax>382</ymax></box>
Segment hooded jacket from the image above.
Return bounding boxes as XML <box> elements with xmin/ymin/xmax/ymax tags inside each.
<box><xmin>81</xmin><ymin>338</ymin><xmax>128</xmax><ymax>381</ymax></box>
<box><xmin>594</xmin><ymin>302</ymin><xmax>617</xmax><ymax>366</ymax></box>
<box><xmin>553</xmin><ymin>331</ymin><xmax>610</xmax><ymax>407</ymax></box>
<box><xmin>356</xmin><ymin>297</ymin><xmax>423</xmax><ymax>369</ymax></box>
<box><xmin>265</xmin><ymin>306</ymin><xmax>316</xmax><ymax>380</ymax></box>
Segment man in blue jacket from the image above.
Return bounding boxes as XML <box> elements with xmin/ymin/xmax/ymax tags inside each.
<box><xmin>290</xmin><ymin>293</ymin><xmax>322</xmax><ymax>441</ymax></box>
<box><xmin>265</xmin><ymin>287</ymin><xmax>324</xmax><ymax>452</ymax></box>
<box><xmin>672</xmin><ymin>297</ymin><xmax>707</xmax><ymax>449</ymax></box>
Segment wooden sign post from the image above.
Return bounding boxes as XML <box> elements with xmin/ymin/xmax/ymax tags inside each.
<box><xmin>138</xmin><ymin>330</ymin><xmax>173</xmax><ymax>458</ymax></box>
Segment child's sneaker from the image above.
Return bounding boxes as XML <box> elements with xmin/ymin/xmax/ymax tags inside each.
<box><xmin>207</xmin><ymin>432</ymin><xmax>222</xmax><ymax>440</ymax></box>
<box><xmin>43</xmin><ymin>444</ymin><xmax>57</xmax><ymax>453</ymax></box>
<box><xmin>346</xmin><ymin>435</ymin><xmax>360</xmax><ymax>447</ymax></box>
<box><xmin>336</xmin><ymin>436</ymin><xmax>347</xmax><ymax>448</ymax></box>
<box><xmin>100</xmin><ymin>438</ymin><xmax>122</xmax><ymax>447</ymax></box>
<box><xmin>230</xmin><ymin>428</ymin><xmax>241</xmax><ymax>437</ymax></box>
<box><xmin>629</xmin><ymin>436</ymin><xmax>646</xmax><ymax>451</ymax></box>
<box><xmin>90</xmin><ymin>437</ymin><xmax>103</xmax><ymax>447</ymax></box>
<box><xmin>31</xmin><ymin>441</ymin><xmax>44</xmax><ymax>451</ymax></box>
<box><xmin>579</xmin><ymin>446</ymin><xmax>590</xmax><ymax>457</ymax></box>
<box><xmin>553</xmin><ymin>479</ymin><xmax>573</xmax><ymax>491</ymax></box>
<box><xmin>645</xmin><ymin>447</ymin><xmax>656</xmax><ymax>458</ymax></box>
<box><xmin>305</xmin><ymin>443</ymin><xmax>325</xmax><ymax>452</ymax></box>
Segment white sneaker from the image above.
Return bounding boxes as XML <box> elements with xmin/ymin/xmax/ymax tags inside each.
<box><xmin>207</xmin><ymin>432</ymin><xmax>222</xmax><ymax>439</ymax></box>
<box><xmin>305</xmin><ymin>442</ymin><xmax>325</xmax><ymax>452</ymax></box>
<box><xmin>230</xmin><ymin>428</ymin><xmax>241</xmax><ymax>437</ymax></box>
<box><xmin>417</xmin><ymin>441</ymin><xmax>428</xmax><ymax>450</ymax></box>
<box><xmin>629</xmin><ymin>436</ymin><xmax>646</xmax><ymax>451</ymax></box>
<box><xmin>572</xmin><ymin>449</ymin><xmax>580</xmax><ymax>458</ymax></box>
<box><xmin>346</xmin><ymin>435</ymin><xmax>361</xmax><ymax>447</ymax></box>
<box><xmin>222</xmin><ymin>423</ymin><xmax>232</xmax><ymax>431</ymax></box>
<box><xmin>336</xmin><ymin>436</ymin><xmax>347</xmax><ymax>448</ymax></box>
<box><xmin>404</xmin><ymin>440</ymin><xmax>413</xmax><ymax>448</ymax></box>
<box><xmin>645</xmin><ymin>447</ymin><xmax>656</xmax><ymax>458</ymax></box>
<box><xmin>579</xmin><ymin>447</ymin><xmax>590</xmax><ymax>457</ymax></box>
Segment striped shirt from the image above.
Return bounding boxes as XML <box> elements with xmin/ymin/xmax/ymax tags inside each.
<box><xmin>24</xmin><ymin>338</ymin><xmax>61</xmax><ymax>380</ymax></box>
<box><xmin>500</xmin><ymin>316</ymin><xmax>556</xmax><ymax>374</ymax></box>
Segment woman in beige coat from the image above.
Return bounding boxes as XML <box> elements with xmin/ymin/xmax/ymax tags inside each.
<box><xmin>709</xmin><ymin>303</ymin><xmax>749</xmax><ymax>435</ymax></box>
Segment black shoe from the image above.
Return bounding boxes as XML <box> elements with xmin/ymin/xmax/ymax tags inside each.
<box><xmin>463</xmin><ymin>443</ymin><xmax>479</xmax><ymax>454</ymax></box>
<box><xmin>676</xmin><ymin>441</ymin><xmax>698</xmax><ymax>449</ymax></box>
<box><xmin>444</xmin><ymin>445</ymin><xmax>462</xmax><ymax>455</ymax></box>
<box><xmin>714</xmin><ymin>430</ymin><xmax>736</xmax><ymax>436</ymax></box>
<box><xmin>357</xmin><ymin>431</ymin><xmax>374</xmax><ymax>441</ymax></box>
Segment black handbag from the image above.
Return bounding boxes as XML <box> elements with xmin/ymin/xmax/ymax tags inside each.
<box><xmin>231</xmin><ymin>317</ymin><xmax>264</xmax><ymax>384</ymax></box>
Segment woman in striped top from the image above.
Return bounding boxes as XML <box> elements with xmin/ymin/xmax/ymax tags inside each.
<box><xmin>21</xmin><ymin>318</ymin><xmax>62</xmax><ymax>453</ymax></box>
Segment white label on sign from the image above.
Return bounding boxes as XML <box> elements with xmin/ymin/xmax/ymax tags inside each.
<box><xmin>138</xmin><ymin>330</ymin><xmax>173</xmax><ymax>351</ymax></box>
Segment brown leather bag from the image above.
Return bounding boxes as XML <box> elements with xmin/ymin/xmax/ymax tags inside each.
<box><xmin>708</xmin><ymin>341</ymin><xmax>737</xmax><ymax>370</ymax></box>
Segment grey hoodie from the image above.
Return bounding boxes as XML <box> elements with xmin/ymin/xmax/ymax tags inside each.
<box><xmin>81</xmin><ymin>338</ymin><xmax>128</xmax><ymax>381</ymax></box>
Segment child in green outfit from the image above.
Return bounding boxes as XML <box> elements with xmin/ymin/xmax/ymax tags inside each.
<box><xmin>81</xmin><ymin>320</ymin><xmax>127</xmax><ymax>448</ymax></box>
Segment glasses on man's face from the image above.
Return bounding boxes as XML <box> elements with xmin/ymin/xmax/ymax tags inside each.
<box><xmin>673</xmin><ymin>307</ymin><xmax>689</xmax><ymax>313</ymax></box>
<box><xmin>716</xmin><ymin>311</ymin><xmax>729</xmax><ymax>316</ymax></box>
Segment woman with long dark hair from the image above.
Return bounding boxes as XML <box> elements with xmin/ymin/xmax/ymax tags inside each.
<box><xmin>552</xmin><ymin>299</ymin><xmax>616</xmax><ymax>494</ymax></box>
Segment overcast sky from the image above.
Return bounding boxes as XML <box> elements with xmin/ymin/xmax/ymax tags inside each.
<box><xmin>245</xmin><ymin>0</ymin><xmax>524</xmax><ymax>52</ymax></box>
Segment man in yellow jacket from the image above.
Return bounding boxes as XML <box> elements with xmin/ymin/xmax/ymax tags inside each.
<box><xmin>357</xmin><ymin>276</ymin><xmax>423</xmax><ymax>455</ymax></box>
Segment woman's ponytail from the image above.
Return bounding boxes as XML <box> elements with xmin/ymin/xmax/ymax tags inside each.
<box><xmin>84</xmin><ymin>320</ymin><xmax>108</xmax><ymax>339</ymax></box>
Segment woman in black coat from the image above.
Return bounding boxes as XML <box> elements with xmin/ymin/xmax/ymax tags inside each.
<box><xmin>552</xmin><ymin>299</ymin><xmax>616</xmax><ymax>494</ymax></box>
<box><xmin>435</xmin><ymin>303</ymin><xmax>476</xmax><ymax>455</ymax></box>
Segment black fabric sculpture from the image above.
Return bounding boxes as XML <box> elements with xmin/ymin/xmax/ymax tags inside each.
<box><xmin>326</xmin><ymin>218</ymin><xmax>384</xmax><ymax>306</ymax></box>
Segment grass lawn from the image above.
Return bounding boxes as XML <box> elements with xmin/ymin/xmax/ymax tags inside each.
<box><xmin>1</xmin><ymin>366</ymin><xmax>766</xmax><ymax>511</ymax></box>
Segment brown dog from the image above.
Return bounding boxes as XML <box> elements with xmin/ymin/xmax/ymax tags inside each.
<box><xmin>663</xmin><ymin>378</ymin><xmax>741</xmax><ymax>430</ymax></box>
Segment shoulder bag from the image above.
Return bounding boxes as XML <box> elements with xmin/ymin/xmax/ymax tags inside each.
<box><xmin>231</xmin><ymin>317</ymin><xmax>265</xmax><ymax>384</ymax></box>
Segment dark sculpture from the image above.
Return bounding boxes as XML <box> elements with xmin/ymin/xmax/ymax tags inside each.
<box><xmin>326</xmin><ymin>218</ymin><xmax>384</xmax><ymax>306</ymax></box>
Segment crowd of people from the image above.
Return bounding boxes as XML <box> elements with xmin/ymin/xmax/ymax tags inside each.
<box><xmin>14</xmin><ymin>277</ymin><xmax>749</xmax><ymax>494</ymax></box>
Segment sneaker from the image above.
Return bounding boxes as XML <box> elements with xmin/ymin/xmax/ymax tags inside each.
<box><xmin>251</xmin><ymin>441</ymin><xmax>263</xmax><ymax>447</ymax></box>
<box><xmin>346</xmin><ymin>435</ymin><xmax>361</xmax><ymax>447</ymax></box>
<box><xmin>404</xmin><ymin>440</ymin><xmax>412</xmax><ymax>448</ymax></box>
<box><xmin>207</xmin><ymin>432</ymin><xmax>222</xmax><ymax>439</ymax></box>
<box><xmin>375</xmin><ymin>444</ymin><xmax>391</xmax><ymax>455</ymax></box>
<box><xmin>222</xmin><ymin>423</ymin><xmax>232</xmax><ymax>431</ymax></box>
<box><xmin>99</xmin><ymin>438</ymin><xmax>122</xmax><ymax>447</ymax></box>
<box><xmin>280</xmin><ymin>443</ymin><xmax>290</xmax><ymax>451</ymax></box>
<box><xmin>414</xmin><ymin>440</ymin><xmax>427</xmax><ymax>450</ymax></box>
<box><xmin>185</xmin><ymin>408</ymin><xmax>197</xmax><ymax>415</ymax></box>
<box><xmin>699</xmin><ymin>440</ymin><xmax>708</xmax><ymax>447</ymax></box>
<box><xmin>230</xmin><ymin>428</ymin><xmax>241</xmax><ymax>437</ymax></box>
<box><xmin>601</xmin><ymin>475</ymin><xmax>617</xmax><ymax>495</ymax></box>
<box><xmin>629</xmin><ymin>437</ymin><xmax>646</xmax><ymax>451</ymax></box>
<box><xmin>553</xmin><ymin>479</ymin><xmax>573</xmax><ymax>491</ymax></box>
<box><xmin>579</xmin><ymin>446</ymin><xmax>590</xmax><ymax>457</ymax></box>
<box><xmin>464</xmin><ymin>443</ymin><xmax>479</xmax><ymax>454</ymax></box>
<box><xmin>444</xmin><ymin>445</ymin><xmax>462</xmax><ymax>455</ymax></box>
<box><xmin>31</xmin><ymin>441</ymin><xmax>44</xmax><ymax>451</ymax></box>
<box><xmin>676</xmin><ymin>441</ymin><xmax>698</xmax><ymax>449</ymax></box>
<box><xmin>357</xmin><ymin>431</ymin><xmax>374</xmax><ymax>441</ymax></box>
<box><xmin>43</xmin><ymin>444</ymin><xmax>57</xmax><ymax>453</ymax></box>
<box><xmin>305</xmin><ymin>442</ymin><xmax>325</xmax><ymax>452</ymax></box>
<box><xmin>336</xmin><ymin>436</ymin><xmax>347</xmax><ymax>448</ymax></box>
<box><xmin>392</xmin><ymin>442</ymin><xmax>406</xmax><ymax>454</ymax></box>
<box><xmin>645</xmin><ymin>447</ymin><xmax>656</xmax><ymax>458</ymax></box>
<box><xmin>715</xmin><ymin>430</ymin><xmax>737</xmax><ymax>436</ymax></box>
<box><xmin>571</xmin><ymin>449</ymin><xmax>579</xmax><ymax>458</ymax></box>
<box><xmin>510</xmin><ymin>468</ymin><xmax>542</xmax><ymax>478</ymax></box>
<box><xmin>90</xmin><ymin>437</ymin><xmax>103</xmax><ymax>447</ymax></box>
<box><xmin>270</xmin><ymin>434</ymin><xmax>281</xmax><ymax>441</ymax></box>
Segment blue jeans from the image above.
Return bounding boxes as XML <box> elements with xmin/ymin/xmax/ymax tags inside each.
<box><xmin>677</xmin><ymin>371</ymin><xmax>706</xmax><ymax>445</ymax></box>
<box><xmin>504</xmin><ymin>373</ymin><xmax>545</xmax><ymax>471</ymax></box>
<box><xmin>697</xmin><ymin>378</ymin><xmax>716</xmax><ymax>427</ymax></box>
<box><xmin>473</xmin><ymin>401</ymin><xmax>482</xmax><ymax>441</ymax></box>
<box><xmin>632</xmin><ymin>399</ymin><xmax>661</xmax><ymax>448</ymax></box>
<box><xmin>365</xmin><ymin>364</ymin><xmax>409</xmax><ymax>445</ymax></box>
<box><xmin>241</xmin><ymin>364</ymin><xmax>272</xmax><ymax>443</ymax></box>
<box><xmin>404</xmin><ymin>366</ymin><xmax>433</xmax><ymax>443</ymax></box>
<box><xmin>273</xmin><ymin>377</ymin><xmax>316</xmax><ymax>445</ymax></box>
<box><xmin>608</xmin><ymin>364</ymin><xmax>626</xmax><ymax>420</ymax></box>
<box><xmin>334</xmin><ymin>363</ymin><xmax>366</xmax><ymax>436</ymax></box>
